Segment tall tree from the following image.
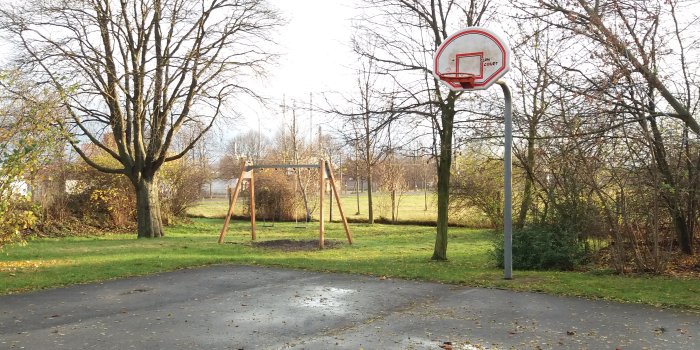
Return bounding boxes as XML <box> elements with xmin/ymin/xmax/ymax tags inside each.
<box><xmin>354</xmin><ymin>0</ymin><xmax>492</xmax><ymax>259</ymax></box>
<box><xmin>509</xmin><ymin>23</ymin><xmax>562</xmax><ymax>228</ymax></box>
<box><xmin>289</xmin><ymin>107</ymin><xmax>312</xmax><ymax>221</ymax></box>
<box><xmin>519</xmin><ymin>0</ymin><xmax>700</xmax><ymax>254</ymax></box>
<box><xmin>226</xmin><ymin>130</ymin><xmax>271</xmax><ymax>164</ymax></box>
<box><xmin>0</xmin><ymin>0</ymin><xmax>280</xmax><ymax>237</ymax></box>
<box><xmin>330</xmin><ymin>59</ymin><xmax>397</xmax><ymax>225</ymax></box>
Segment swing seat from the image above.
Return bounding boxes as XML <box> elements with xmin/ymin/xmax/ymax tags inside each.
<box><xmin>294</xmin><ymin>214</ymin><xmax>308</xmax><ymax>228</ymax></box>
<box><xmin>262</xmin><ymin>214</ymin><xmax>276</xmax><ymax>227</ymax></box>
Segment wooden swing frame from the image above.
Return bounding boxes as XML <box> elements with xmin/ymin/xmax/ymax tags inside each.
<box><xmin>217</xmin><ymin>159</ymin><xmax>353</xmax><ymax>249</ymax></box>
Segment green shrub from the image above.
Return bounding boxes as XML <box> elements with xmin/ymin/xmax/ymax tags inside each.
<box><xmin>160</xmin><ymin>158</ymin><xmax>212</xmax><ymax>224</ymax></box>
<box><xmin>56</xmin><ymin>161</ymin><xmax>136</xmax><ymax>229</ymax></box>
<box><xmin>0</xmin><ymin>196</ymin><xmax>40</xmax><ymax>246</ymax></box>
<box><xmin>450</xmin><ymin>153</ymin><xmax>503</xmax><ymax>229</ymax></box>
<box><xmin>245</xmin><ymin>171</ymin><xmax>303</xmax><ymax>222</ymax></box>
<box><xmin>492</xmin><ymin>224</ymin><xmax>589</xmax><ymax>270</ymax></box>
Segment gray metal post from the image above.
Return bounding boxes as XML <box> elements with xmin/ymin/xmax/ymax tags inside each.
<box><xmin>497</xmin><ymin>80</ymin><xmax>513</xmax><ymax>280</ymax></box>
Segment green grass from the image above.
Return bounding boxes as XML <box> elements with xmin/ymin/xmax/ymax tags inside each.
<box><xmin>189</xmin><ymin>191</ymin><xmax>491</xmax><ymax>227</ymax></box>
<box><xmin>2</xmin><ymin>218</ymin><xmax>700</xmax><ymax>311</ymax></box>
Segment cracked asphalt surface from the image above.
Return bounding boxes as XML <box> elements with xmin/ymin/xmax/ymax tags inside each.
<box><xmin>1</xmin><ymin>265</ymin><xmax>698</xmax><ymax>349</ymax></box>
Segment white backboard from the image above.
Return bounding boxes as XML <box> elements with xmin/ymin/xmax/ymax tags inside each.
<box><xmin>433</xmin><ymin>27</ymin><xmax>511</xmax><ymax>91</ymax></box>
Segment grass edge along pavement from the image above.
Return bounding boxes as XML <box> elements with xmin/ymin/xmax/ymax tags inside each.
<box><xmin>1</xmin><ymin>218</ymin><xmax>699</xmax><ymax>312</ymax></box>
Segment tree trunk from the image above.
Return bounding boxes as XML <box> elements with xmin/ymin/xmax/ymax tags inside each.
<box><xmin>329</xmin><ymin>186</ymin><xmax>333</xmax><ymax>222</ymax></box>
<box><xmin>646</xmin><ymin>118</ymin><xmax>693</xmax><ymax>254</ymax></box>
<box><xmin>516</xmin><ymin>128</ymin><xmax>536</xmax><ymax>229</ymax></box>
<box><xmin>669</xmin><ymin>205</ymin><xmax>693</xmax><ymax>255</ymax></box>
<box><xmin>432</xmin><ymin>140</ymin><xmax>452</xmax><ymax>260</ymax></box>
<box><xmin>391</xmin><ymin>189</ymin><xmax>396</xmax><ymax>223</ymax></box>
<box><xmin>432</xmin><ymin>99</ymin><xmax>455</xmax><ymax>261</ymax></box>
<box><xmin>136</xmin><ymin>175</ymin><xmax>164</xmax><ymax>238</ymax></box>
<box><xmin>296</xmin><ymin>169</ymin><xmax>311</xmax><ymax>222</ymax></box>
<box><xmin>367</xmin><ymin>166</ymin><xmax>374</xmax><ymax>224</ymax></box>
<box><xmin>517</xmin><ymin>178</ymin><xmax>533</xmax><ymax>229</ymax></box>
<box><xmin>355</xmin><ymin>175</ymin><xmax>361</xmax><ymax>215</ymax></box>
<box><xmin>424</xmin><ymin>176</ymin><xmax>428</xmax><ymax>211</ymax></box>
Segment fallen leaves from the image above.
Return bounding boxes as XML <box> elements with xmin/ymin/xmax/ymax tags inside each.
<box><xmin>0</xmin><ymin>259</ymin><xmax>68</xmax><ymax>273</ymax></box>
<box><xmin>439</xmin><ymin>341</ymin><xmax>453</xmax><ymax>349</ymax></box>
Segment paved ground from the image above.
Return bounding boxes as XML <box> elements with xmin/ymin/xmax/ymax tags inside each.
<box><xmin>0</xmin><ymin>265</ymin><xmax>698</xmax><ymax>349</ymax></box>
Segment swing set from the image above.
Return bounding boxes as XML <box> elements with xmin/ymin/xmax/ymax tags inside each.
<box><xmin>217</xmin><ymin>159</ymin><xmax>353</xmax><ymax>249</ymax></box>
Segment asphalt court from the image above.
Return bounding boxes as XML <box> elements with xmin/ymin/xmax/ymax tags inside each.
<box><xmin>1</xmin><ymin>265</ymin><xmax>698</xmax><ymax>349</ymax></box>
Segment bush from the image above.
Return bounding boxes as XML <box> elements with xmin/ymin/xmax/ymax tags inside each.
<box><xmin>0</xmin><ymin>196</ymin><xmax>39</xmax><ymax>246</ymax></box>
<box><xmin>492</xmin><ymin>224</ymin><xmax>589</xmax><ymax>270</ymax></box>
<box><xmin>41</xmin><ymin>153</ymin><xmax>212</xmax><ymax>231</ymax></box>
<box><xmin>245</xmin><ymin>171</ymin><xmax>303</xmax><ymax>221</ymax></box>
<box><xmin>160</xmin><ymin>159</ymin><xmax>211</xmax><ymax>224</ymax></box>
<box><xmin>450</xmin><ymin>154</ymin><xmax>503</xmax><ymax>229</ymax></box>
<box><xmin>0</xmin><ymin>71</ymin><xmax>66</xmax><ymax>245</ymax></box>
<box><xmin>49</xmin><ymin>161</ymin><xmax>136</xmax><ymax>230</ymax></box>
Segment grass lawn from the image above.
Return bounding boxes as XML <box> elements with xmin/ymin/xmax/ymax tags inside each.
<box><xmin>2</xmin><ymin>218</ymin><xmax>699</xmax><ymax>311</ymax></box>
<box><xmin>188</xmin><ymin>191</ymin><xmax>491</xmax><ymax>227</ymax></box>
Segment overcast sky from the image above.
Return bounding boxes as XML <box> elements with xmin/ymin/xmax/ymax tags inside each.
<box><xmin>273</xmin><ymin>0</ymin><xmax>358</xmax><ymax>98</ymax></box>
<box><xmin>230</xmin><ymin>0</ymin><xmax>360</xmax><ymax>140</ymax></box>
<box><xmin>0</xmin><ymin>0</ymin><xmax>359</xmax><ymax>149</ymax></box>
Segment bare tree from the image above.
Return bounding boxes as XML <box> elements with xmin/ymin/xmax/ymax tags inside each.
<box><xmin>509</xmin><ymin>23</ymin><xmax>565</xmax><ymax>229</ymax></box>
<box><xmin>354</xmin><ymin>0</ymin><xmax>493</xmax><ymax>259</ymax></box>
<box><xmin>289</xmin><ymin>107</ymin><xmax>312</xmax><ymax>221</ymax></box>
<box><xmin>328</xmin><ymin>59</ymin><xmax>398</xmax><ymax>224</ymax></box>
<box><xmin>0</xmin><ymin>0</ymin><xmax>280</xmax><ymax>237</ymax></box>
<box><xmin>225</xmin><ymin>130</ymin><xmax>271</xmax><ymax>164</ymax></box>
<box><xmin>376</xmin><ymin>154</ymin><xmax>409</xmax><ymax>223</ymax></box>
<box><xmin>518</xmin><ymin>0</ymin><xmax>700</xmax><ymax>254</ymax></box>
<box><xmin>528</xmin><ymin>0</ymin><xmax>699</xmax><ymax>132</ymax></box>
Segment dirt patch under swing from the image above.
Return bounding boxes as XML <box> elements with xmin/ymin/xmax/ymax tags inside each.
<box><xmin>250</xmin><ymin>239</ymin><xmax>341</xmax><ymax>251</ymax></box>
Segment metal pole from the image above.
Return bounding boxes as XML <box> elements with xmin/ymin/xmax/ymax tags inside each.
<box><xmin>497</xmin><ymin>80</ymin><xmax>513</xmax><ymax>280</ymax></box>
<box><xmin>319</xmin><ymin>158</ymin><xmax>325</xmax><ymax>249</ymax></box>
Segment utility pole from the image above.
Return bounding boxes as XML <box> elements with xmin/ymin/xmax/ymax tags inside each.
<box><xmin>292</xmin><ymin>107</ymin><xmax>311</xmax><ymax>221</ymax></box>
<box><xmin>309</xmin><ymin>92</ymin><xmax>313</xmax><ymax>149</ymax></box>
<box><xmin>280</xmin><ymin>95</ymin><xmax>287</xmax><ymax>162</ymax></box>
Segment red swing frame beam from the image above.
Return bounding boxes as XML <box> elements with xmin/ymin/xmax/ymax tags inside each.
<box><xmin>218</xmin><ymin>159</ymin><xmax>353</xmax><ymax>249</ymax></box>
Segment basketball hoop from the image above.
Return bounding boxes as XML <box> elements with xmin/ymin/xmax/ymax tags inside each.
<box><xmin>438</xmin><ymin>72</ymin><xmax>476</xmax><ymax>89</ymax></box>
<box><xmin>432</xmin><ymin>27</ymin><xmax>514</xmax><ymax>280</ymax></box>
<box><xmin>433</xmin><ymin>27</ymin><xmax>511</xmax><ymax>91</ymax></box>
